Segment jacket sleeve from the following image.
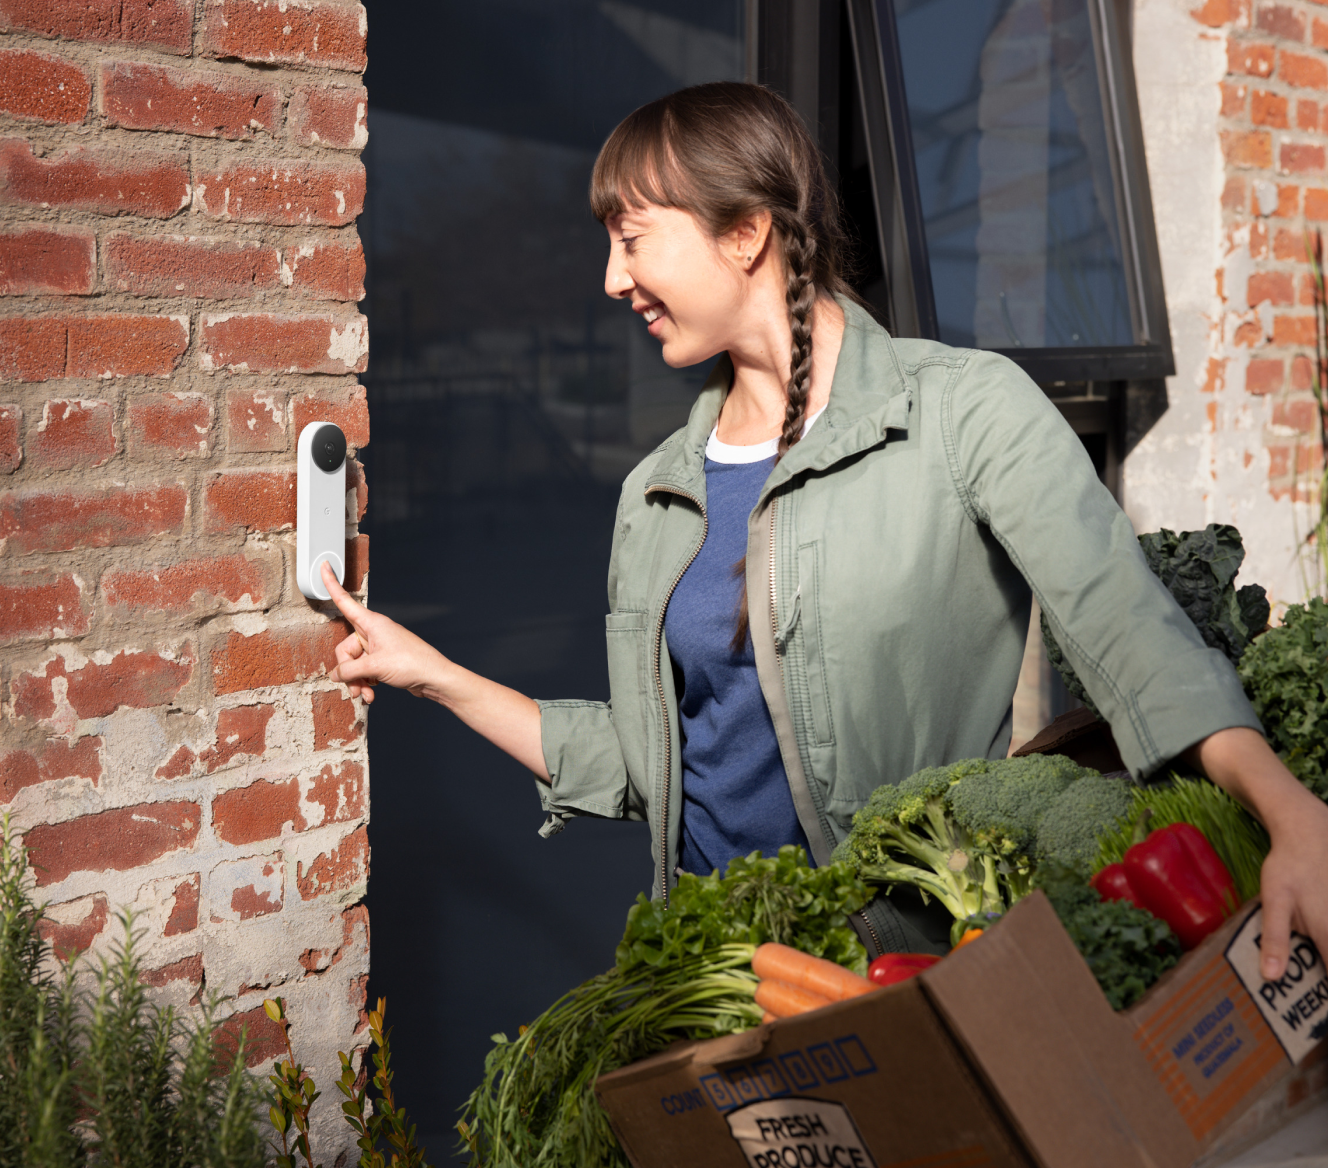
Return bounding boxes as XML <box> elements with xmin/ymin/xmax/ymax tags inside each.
<box><xmin>531</xmin><ymin>493</ymin><xmax>643</xmax><ymax>835</ymax></box>
<box><xmin>943</xmin><ymin>349</ymin><xmax>1262</xmax><ymax>779</ymax></box>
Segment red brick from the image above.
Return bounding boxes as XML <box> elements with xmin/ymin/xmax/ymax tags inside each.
<box><xmin>214</xmin><ymin>1004</ymin><xmax>286</xmax><ymax>1068</ymax></box>
<box><xmin>24</xmin><ymin>800</ymin><xmax>199</xmax><ymax>886</ymax></box>
<box><xmin>1248</xmin><ymin>270</ymin><xmax>1296</xmax><ymax>305</ymax></box>
<box><xmin>1256</xmin><ymin>3</ymin><xmax>1306</xmax><ymax>39</ymax></box>
<box><xmin>0</xmin><ymin>735</ymin><xmax>101</xmax><ymax>802</ymax></box>
<box><xmin>219</xmin><ymin>854</ymin><xmax>284</xmax><ymax>920</ymax></box>
<box><xmin>0</xmin><ymin>49</ymin><xmax>89</xmax><ymax>124</ymax></box>
<box><xmin>225</xmin><ymin>387</ymin><xmax>286</xmax><ymax>452</ymax></box>
<box><xmin>12</xmin><ymin>644</ymin><xmax>194</xmax><ymax>722</ymax></box>
<box><xmin>0</xmin><ymin>226</ymin><xmax>95</xmax><ymax>295</ymax></box>
<box><xmin>292</xmin><ymin>384</ymin><xmax>368</xmax><ymax>447</ymax></box>
<box><xmin>312</xmin><ymin>689</ymin><xmax>362</xmax><ymax>750</ymax></box>
<box><xmin>0</xmin><ymin>570</ymin><xmax>89</xmax><ymax>643</ymax></box>
<box><xmin>204</xmin><ymin>469</ymin><xmax>295</xmax><ymax>533</ymax></box>
<box><xmin>1277</xmin><ymin>183</ymin><xmax>1301</xmax><ymax>216</ymax></box>
<box><xmin>1280</xmin><ymin>142</ymin><xmax>1326</xmax><ymax>174</ymax></box>
<box><xmin>0</xmin><ymin>404</ymin><xmax>18</xmax><ymax>472</ymax></box>
<box><xmin>1314</xmin><ymin>16</ymin><xmax>1328</xmax><ymax>47</ymax></box>
<box><xmin>1281</xmin><ymin>49</ymin><xmax>1328</xmax><ymax>87</ymax></box>
<box><xmin>1222</xmin><ymin>176</ymin><xmax>1247</xmax><ymax>212</ymax></box>
<box><xmin>1273</xmin><ymin>396</ymin><xmax>1322</xmax><ymax>430</ymax></box>
<box><xmin>201</xmin><ymin>312</ymin><xmax>367</xmax><ymax>374</ymax></box>
<box><xmin>68</xmin><ymin>314</ymin><xmax>189</xmax><ymax>379</ymax></box>
<box><xmin>1268</xmin><ymin>442</ymin><xmax>1293</xmax><ymax>479</ymax></box>
<box><xmin>1234</xmin><ymin>319</ymin><xmax>1264</xmax><ymax>346</ymax></box>
<box><xmin>103</xmin><ymin>551</ymin><xmax>279</xmax><ymax>614</ymax></box>
<box><xmin>1306</xmin><ymin>187</ymin><xmax>1328</xmax><ymax>218</ymax></box>
<box><xmin>1221</xmin><ymin>81</ymin><xmax>1248</xmax><ymax>118</ymax></box>
<box><xmin>106</xmin><ymin>234</ymin><xmax>282</xmax><ymax>299</ymax></box>
<box><xmin>126</xmin><ymin>392</ymin><xmax>214</xmax><ymax>459</ymax></box>
<box><xmin>347</xmin><ymin>455</ymin><xmax>366</xmax><ymax>520</ymax></box>
<box><xmin>1223</xmin><ymin>129</ymin><xmax>1274</xmax><ymax>167</ymax></box>
<box><xmin>211</xmin><ymin>620</ymin><xmax>348</xmax><ymax>695</ymax></box>
<box><xmin>285</xmin><ymin>240</ymin><xmax>364</xmax><ymax>301</ymax></box>
<box><xmin>0</xmin><ymin>0</ymin><xmax>193</xmax><ymax>52</ymax></box>
<box><xmin>37</xmin><ymin>893</ymin><xmax>107</xmax><ymax>959</ymax></box>
<box><xmin>101</xmin><ymin>61</ymin><xmax>281</xmax><ymax>140</ymax></box>
<box><xmin>1250</xmin><ymin>220</ymin><xmax>1270</xmax><ymax>257</ymax></box>
<box><xmin>201</xmin><ymin>0</ymin><xmax>366</xmax><ymax>71</ymax></box>
<box><xmin>300</xmin><ymin>900</ymin><xmax>367</xmax><ymax>971</ymax></box>
<box><xmin>1298</xmin><ymin>98</ymin><xmax>1321</xmax><ymax>130</ymax></box>
<box><xmin>296</xmin><ymin>825</ymin><xmax>367</xmax><ymax>901</ymax></box>
<box><xmin>194</xmin><ymin>159</ymin><xmax>364</xmax><ymax>226</ymax></box>
<box><xmin>199</xmin><ymin>703</ymin><xmax>274</xmax><ymax>773</ymax></box>
<box><xmin>156</xmin><ymin>745</ymin><xmax>195</xmax><ymax>779</ymax></box>
<box><xmin>1252</xmin><ymin>89</ymin><xmax>1289</xmax><ymax>127</ymax></box>
<box><xmin>28</xmin><ymin>398</ymin><xmax>116</xmax><ymax>469</ymax></box>
<box><xmin>212</xmin><ymin>776</ymin><xmax>303</xmax><ymax>844</ymax></box>
<box><xmin>1230</xmin><ymin>40</ymin><xmax>1276</xmax><ymax>76</ymax></box>
<box><xmin>344</xmin><ymin>532</ymin><xmax>367</xmax><ymax>591</ymax></box>
<box><xmin>1292</xmin><ymin>353</ymin><xmax>1316</xmax><ymax>388</ymax></box>
<box><xmin>1193</xmin><ymin>0</ymin><xmax>1245</xmax><ymax>26</ymax></box>
<box><xmin>0</xmin><ymin>140</ymin><xmax>189</xmax><ymax>219</ymax></box>
<box><xmin>1274</xmin><ymin>313</ymin><xmax>1317</xmax><ymax>343</ymax></box>
<box><xmin>307</xmin><ymin>759</ymin><xmax>364</xmax><ymax>826</ymax></box>
<box><xmin>288</xmin><ymin>82</ymin><xmax>366</xmax><ymax>149</ymax></box>
<box><xmin>163</xmin><ymin>872</ymin><xmax>199</xmax><ymax>935</ymax></box>
<box><xmin>0</xmin><ymin>318</ymin><xmax>65</xmax><ymax>381</ymax></box>
<box><xmin>1274</xmin><ymin>226</ymin><xmax>1307</xmax><ymax>259</ymax></box>
<box><xmin>141</xmin><ymin>953</ymin><xmax>203</xmax><ymax>1002</ymax></box>
<box><xmin>1249</xmin><ymin>358</ymin><xmax>1287</xmax><ymax>394</ymax></box>
<box><xmin>0</xmin><ymin>483</ymin><xmax>186</xmax><ymax>554</ymax></box>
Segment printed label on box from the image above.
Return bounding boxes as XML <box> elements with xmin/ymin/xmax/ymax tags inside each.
<box><xmin>1224</xmin><ymin>905</ymin><xmax>1327</xmax><ymax>1065</ymax></box>
<box><xmin>724</xmin><ymin>1098</ymin><xmax>876</xmax><ymax>1168</ymax></box>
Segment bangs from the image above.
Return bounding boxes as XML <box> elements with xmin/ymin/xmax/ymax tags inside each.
<box><xmin>590</xmin><ymin>101</ymin><xmax>693</xmax><ymax>222</ymax></box>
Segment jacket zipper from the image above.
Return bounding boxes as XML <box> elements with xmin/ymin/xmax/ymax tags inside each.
<box><xmin>770</xmin><ymin>493</ymin><xmax>884</xmax><ymax>957</ymax></box>
<box><xmin>650</xmin><ymin>486</ymin><xmax>707</xmax><ymax>908</ymax></box>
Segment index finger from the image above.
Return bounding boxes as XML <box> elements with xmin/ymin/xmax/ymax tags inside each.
<box><xmin>322</xmin><ymin>560</ymin><xmax>369</xmax><ymax>636</ymax></box>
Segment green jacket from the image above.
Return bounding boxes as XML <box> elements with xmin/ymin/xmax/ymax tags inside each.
<box><xmin>534</xmin><ymin>299</ymin><xmax>1259</xmax><ymax>955</ymax></box>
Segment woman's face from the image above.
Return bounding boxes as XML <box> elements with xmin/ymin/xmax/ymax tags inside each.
<box><xmin>604</xmin><ymin>204</ymin><xmax>747</xmax><ymax>368</ymax></box>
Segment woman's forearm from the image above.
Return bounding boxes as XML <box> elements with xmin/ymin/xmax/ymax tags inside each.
<box><xmin>425</xmin><ymin>658</ymin><xmax>549</xmax><ymax>782</ymax></box>
<box><xmin>1185</xmin><ymin>727</ymin><xmax>1316</xmax><ymax>830</ymax></box>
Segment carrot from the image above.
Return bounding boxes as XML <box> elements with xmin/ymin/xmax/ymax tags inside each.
<box><xmin>752</xmin><ymin>943</ymin><xmax>876</xmax><ymax>1001</ymax></box>
<box><xmin>760</xmin><ymin>1011</ymin><xmax>778</xmax><ymax>1025</ymax></box>
<box><xmin>754</xmin><ymin>979</ymin><xmax>835</xmax><ymax>1019</ymax></box>
<box><xmin>952</xmin><ymin>928</ymin><xmax>984</xmax><ymax>951</ymax></box>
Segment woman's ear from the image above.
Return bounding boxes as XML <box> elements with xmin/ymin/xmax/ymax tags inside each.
<box><xmin>723</xmin><ymin>209</ymin><xmax>774</xmax><ymax>269</ymax></box>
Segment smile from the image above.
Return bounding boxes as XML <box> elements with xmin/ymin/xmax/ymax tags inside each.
<box><xmin>642</xmin><ymin>305</ymin><xmax>662</xmax><ymax>323</ymax></box>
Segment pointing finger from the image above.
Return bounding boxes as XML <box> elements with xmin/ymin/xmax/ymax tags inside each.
<box><xmin>1261</xmin><ymin>889</ymin><xmax>1294</xmax><ymax>981</ymax></box>
<box><xmin>322</xmin><ymin>561</ymin><xmax>368</xmax><ymax>639</ymax></box>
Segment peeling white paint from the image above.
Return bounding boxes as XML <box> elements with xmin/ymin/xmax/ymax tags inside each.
<box><xmin>326</xmin><ymin>318</ymin><xmax>367</xmax><ymax>369</ymax></box>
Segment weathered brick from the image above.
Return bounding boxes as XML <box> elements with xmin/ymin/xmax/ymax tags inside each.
<box><xmin>306</xmin><ymin>759</ymin><xmax>364</xmax><ymax>827</ymax></box>
<box><xmin>126</xmin><ymin>392</ymin><xmax>214</xmax><ymax>458</ymax></box>
<box><xmin>1277</xmin><ymin>183</ymin><xmax>1301</xmax><ymax>216</ymax></box>
<box><xmin>163</xmin><ymin>873</ymin><xmax>199</xmax><ymax>935</ymax></box>
<box><xmin>194</xmin><ymin>159</ymin><xmax>365</xmax><ymax>226</ymax></box>
<box><xmin>211</xmin><ymin>620</ymin><xmax>348</xmax><ymax>695</ymax></box>
<box><xmin>1230</xmin><ymin>41</ymin><xmax>1276</xmax><ymax>77</ymax></box>
<box><xmin>292</xmin><ymin>384</ymin><xmax>368</xmax><ymax>447</ymax></box>
<box><xmin>343</xmin><ymin>532</ymin><xmax>367</xmax><ymax>591</ymax></box>
<box><xmin>141</xmin><ymin>952</ymin><xmax>204</xmax><ymax>1002</ymax></box>
<box><xmin>1304</xmin><ymin>188</ymin><xmax>1328</xmax><ymax>221</ymax></box>
<box><xmin>103</xmin><ymin>551</ymin><xmax>279</xmax><ymax>614</ymax></box>
<box><xmin>0</xmin><ymin>735</ymin><xmax>101</xmax><ymax>802</ymax></box>
<box><xmin>0</xmin><ymin>483</ymin><xmax>186</xmax><ymax>554</ymax></box>
<box><xmin>0</xmin><ymin>404</ymin><xmax>19</xmax><ymax>472</ymax></box>
<box><xmin>225</xmin><ymin>387</ymin><xmax>286</xmax><ymax>451</ymax></box>
<box><xmin>214</xmin><ymin>1004</ymin><xmax>285</xmax><ymax>1068</ymax></box>
<box><xmin>1314</xmin><ymin>16</ymin><xmax>1328</xmax><ymax>49</ymax></box>
<box><xmin>211</xmin><ymin>853</ymin><xmax>284</xmax><ymax>922</ymax></box>
<box><xmin>1220</xmin><ymin>81</ymin><xmax>1247</xmax><ymax>118</ymax></box>
<box><xmin>11</xmin><ymin>644</ymin><xmax>195</xmax><ymax>722</ymax></box>
<box><xmin>288</xmin><ymin>83</ymin><xmax>366</xmax><ymax>149</ymax></box>
<box><xmin>1274</xmin><ymin>225</ymin><xmax>1306</xmax><ymax>260</ymax></box>
<box><xmin>299</xmin><ymin>900</ymin><xmax>367</xmax><ymax>972</ymax></box>
<box><xmin>212</xmin><ymin>776</ymin><xmax>302</xmax><ymax>844</ymax></box>
<box><xmin>1282</xmin><ymin>49</ymin><xmax>1328</xmax><ymax>88</ymax></box>
<box><xmin>0</xmin><ymin>49</ymin><xmax>90</xmax><ymax>124</ymax></box>
<box><xmin>0</xmin><ymin>226</ymin><xmax>95</xmax><ymax>295</ymax></box>
<box><xmin>1252</xmin><ymin>89</ymin><xmax>1289</xmax><ymax>127</ymax></box>
<box><xmin>1268</xmin><ymin>442</ymin><xmax>1293</xmax><ymax>479</ymax></box>
<box><xmin>199</xmin><ymin>703</ymin><xmax>274</xmax><ymax>772</ymax></box>
<box><xmin>312</xmin><ymin>689</ymin><xmax>362</xmax><ymax>751</ymax></box>
<box><xmin>0</xmin><ymin>0</ymin><xmax>193</xmax><ymax>52</ymax></box>
<box><xmin>109</xmin><ymin>236</ymin><xmax>280</xmax><ymax>306</ymax></box>
<box><xmin>204</xmin><ymin>469</ymin><xmax>294</xmax><ymax>532</ymax></box>
<box><xmin>156</xmin><ymin>745</ymin><xmax>195</xmax><ymax>779</ymax></box>
<box><xmin>347</xmin><ymin>455</ymin><xmax>366</xmax><ymax>520</ymax></box>
<box><xmin>1223</xmin><ymin>176</ymin><xmax>1247</xmax><ymax>212</ymax></box>
<box><xmin>101</xmin><ymin>61</ymin><xmax>281</xmax><ymax>140</ymax></box>
<box><xmin>0</xmin><ymin>317</ymin><xmax>65</xmax><ymax>381</ymax></box>
<box><xmin>201</xmin><ymin>0</ymin><xmax>366</xmax><ymax>71</ymax></box>
<box><xmin>1292</xmin><ymin>353</ymin><xmax>1315</xmax><ymax>388</ymax></box>
<box><xmin>1234</xmin><ymin>319</ymin><xmax>1264</xmax><ymax>346</ymax></box>
<box><xmin>24</xmin><ymin>800</ymin><xmax>200</xmax><ymax>886</ymax></box>
<box><xmin>285</xmin><ymin>240</ymin><xmax>364</xmax><ymax>301</ymax></box>
<box><xmin>1250</xmin><ymin>220</ymin><xmax>1270</xmax><ymax>258</ymax></box>
<box><xmin>1193</xmin><ymin>0</ymin><xmax>1245</xmax><ymax>26</ymax></box>
<box><xmin>1273</xmin><ymin>397</ymin><xmax>1321</xmax><ymax>430</ymax></box>
<box><xmin>1280</xmin><ymin>142</ymin><xmax>1326</xmax><ymax>174</ymax></box>
<box><xmin>1298</xmin><ymin>98</ymin><xmax>1320</xmax><ymax>130</ymax></box>
<box><xmin>1222</xmin><ymin>129</ymin><xmax>1274</xmax><ymax>167</ymax></box>
<box><xmin>201</xmin><ymin>313</ymin><xmax>367</xmax><ymax>374</ymax></box>
<box><xmin>1274</xmin><ymin>313</ymin><xmax>1317</xmax><ymax>344</ymax></box>
<box><xmin>1248</xmin><ymin>270</ymin><xmax>1296</xmax><ymax>305</ymax></box>
<box><xmin>296</xmin><ymin>825</ymin><xmax>367</xmax><ymax>901</ymax></box>
<box><xmin>68</xmin><ymin>314</ymin><xmax>189</xmax><ymax>379</ymax></box>
<box><xmin>28</xmin><ymin>398</ymin><xmax>116</xmax><ymax>469</ymax></box>
<box><xmin>0</xmin><ymin>570</ymin><xmax>90</xmax><ymax>643</ymax></box>
<box><xmin>0</xmin><ymin>140</ymin><xmax>189</xmax><ymax>218</ymax></box>
<box><xmin>1256</xmin><ymin>3</ymin><xmax>1305</xmax><ymax>40</ymax></box>
<box><xmin>37</xmin><ymin>893</ymin><xmax>107</xmax><ymax>958</ymax></box>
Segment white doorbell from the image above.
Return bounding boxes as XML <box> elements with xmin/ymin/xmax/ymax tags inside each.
<box><xmin>297</xmin><ymin>421</ymin><xmax>347</xmax><ymax>600</ymax></box>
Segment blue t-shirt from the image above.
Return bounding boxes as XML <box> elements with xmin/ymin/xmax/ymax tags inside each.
<box><xmin>663</xmin><ymin>447</ymin><xmax>813</xmax><ymax>877</ymax></box>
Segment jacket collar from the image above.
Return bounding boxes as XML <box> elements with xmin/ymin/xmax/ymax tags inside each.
<box><xmin>643</xmin><ymin>296</ymin><xmax>913</xmax><ymax>505</ymax></box>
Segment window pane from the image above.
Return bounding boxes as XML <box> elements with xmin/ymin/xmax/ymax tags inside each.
<box><xmin>889</xmin><ymin>0</ymin><xmax>1134</xmax><ymax>349</ymax></box>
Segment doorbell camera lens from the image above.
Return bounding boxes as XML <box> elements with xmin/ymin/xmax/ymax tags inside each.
<box><xmin>312</xmin><ymin>424</ymin><xmax>346</xmax><ymax>472</ymax></box>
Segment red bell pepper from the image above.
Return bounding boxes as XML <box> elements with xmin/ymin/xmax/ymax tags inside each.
<box><xmin>867</xmin><ymin>953</ymin><xmax>942</xmax><ymax>987</ymax></box>
<box><xmin>1091</xmin><ymin>821</ymin><xmax>1240</xmax><ymax>950</ymax></box>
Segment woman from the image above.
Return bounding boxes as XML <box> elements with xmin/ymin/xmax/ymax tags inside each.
<box><xmin>322</xmin><ymin>83</ymin><xmax>1328</xmax><ymax>972</ymax></box>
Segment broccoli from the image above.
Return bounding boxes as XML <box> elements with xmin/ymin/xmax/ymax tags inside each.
<box><xmin>1035</xmin><ymin>772</ymin><xmax>1136</xmax><ymax>879</ymax></box>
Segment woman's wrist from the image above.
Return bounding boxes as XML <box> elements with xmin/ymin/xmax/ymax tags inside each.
<box><xmin>1185</xmin><ymin>726</ymin><xmax>1318</xmax><ymax>833</ymax></box>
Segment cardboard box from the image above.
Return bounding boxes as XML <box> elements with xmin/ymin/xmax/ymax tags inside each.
<box><xmin>596</xmin><ymin>893</ymin><xmax>1326</xmax><ymax>1168</ymax></box>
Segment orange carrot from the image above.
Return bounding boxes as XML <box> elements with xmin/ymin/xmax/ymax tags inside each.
<box><xmin>752</xmin><ymin>943</ymin><xmax>876</xmax><ymax>1001</ymax></box>
<box><xmin>952</xmin><ymin>928</ymin><xmax>984</xmax><ymax>951</ymax></box>
<box><xmin>754</xmin><ymin>979</ymin><xmax>834</xmax><ymax>1019</ymax></box>
<box><xmin>760</xmin><ymin>1011</ymin><xmax>778</xmax><ymax>1025</ymax></box>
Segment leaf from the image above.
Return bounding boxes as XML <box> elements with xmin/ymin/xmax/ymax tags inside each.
<box><xmin>265</xmin><ymin>998</ymin><xmax>284</xmax><ymax>1023</ymax></box>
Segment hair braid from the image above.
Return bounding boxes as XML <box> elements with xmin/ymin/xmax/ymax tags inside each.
<box><xmin>777</xmin><ymin>215</ymin><xmax>818</xmax><ymax>461</ymax></box>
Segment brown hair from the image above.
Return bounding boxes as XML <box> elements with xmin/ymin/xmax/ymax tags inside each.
<box><xmin>592</xmin><ymin>82</ymin><xmax>857</xmax><ymax>650</ymax></box>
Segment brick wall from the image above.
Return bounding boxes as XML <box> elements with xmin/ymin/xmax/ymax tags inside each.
<box><xmin>0</xmin><ymin>0</ymin><xmax>370</xmax><ymax>1155</ymax></box>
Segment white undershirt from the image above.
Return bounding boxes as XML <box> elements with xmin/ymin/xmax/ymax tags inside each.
<box><xmin>705</xmin><ymin>405</ymin><xmax>828</xmax><ymax>465</ymax></box>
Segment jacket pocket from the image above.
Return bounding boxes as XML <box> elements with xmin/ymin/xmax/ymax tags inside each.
<box><xmin>605</xmin><ymin>610</ymin><xmax>651</xmax><ymax>783</ymax></box>
<box><xmin>797</xmin><ymin>542</ymin><xmax>836</xmax><ymax>747</ymax></box>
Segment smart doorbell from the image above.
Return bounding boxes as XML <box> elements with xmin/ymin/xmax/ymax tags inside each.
<box><xmin>297</xmin><ymin>421</ymin><xmax>346</xmax><ymax>600</ymax></box>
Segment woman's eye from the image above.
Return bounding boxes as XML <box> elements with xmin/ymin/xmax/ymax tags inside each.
<box><xmin>620</xmin><ymin>236</ymin><xmax>637</xmax><ymax>252</ymax></box>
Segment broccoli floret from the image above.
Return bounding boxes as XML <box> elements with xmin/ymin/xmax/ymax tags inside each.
<box><xmin>1035</xmin><ymin>772</ymin><xmax>1136</xmax><ymax>879</ymax></box>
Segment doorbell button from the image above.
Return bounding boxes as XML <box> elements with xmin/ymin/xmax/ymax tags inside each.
<box><xmin>309</xmin><ymin>550</ymin><xmax>345</xmax><ymax>601</ymax></box>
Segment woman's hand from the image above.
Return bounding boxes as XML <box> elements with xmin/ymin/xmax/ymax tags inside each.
<box><xmin>318</xmin><ymin>562</ymin><xmax>549</xmax><ymax>778</ymax></box>
<box><xmin>1188</xmin><ymin>727</ymin><xmax>1328</xmax><ymax>979</ymax></box>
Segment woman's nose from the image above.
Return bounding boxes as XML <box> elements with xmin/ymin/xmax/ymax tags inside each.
<box><xmin>604</xmin><ymin>252</ymin><xmax>633</xmax><ymax>299</ymax></box>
